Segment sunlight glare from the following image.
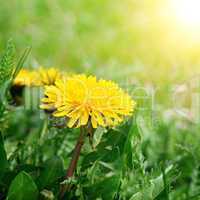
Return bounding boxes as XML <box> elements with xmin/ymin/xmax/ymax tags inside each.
<box><xmin>170</xmin><ymin>0</ymin><xmax>200</xmax><ymax>29</ymax></box>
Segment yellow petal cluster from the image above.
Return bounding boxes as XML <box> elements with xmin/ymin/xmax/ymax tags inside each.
<box><xmin>13</xmin><ymin>67</ymin><xmax>63</xmax><ymax>87</ymax></box>
<box><xmin>37</xmin><ymin>67</ymin><xmax>62</xmax><ymax>86</ymax></box>
<box><xmin>41</xmin><ymin>74</ymin><xmax>135</xmax><ymax>128</ymax></box>
<box><xmin>13</xmin><ymin>69</ymin><xmax>37</xmax><ymax>86</ymax></box>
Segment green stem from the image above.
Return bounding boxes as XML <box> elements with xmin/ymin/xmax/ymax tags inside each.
<box><xmin>60</xmin><ymin>127</ymin><xmax>85</xmax><ymax>199</ymax></box>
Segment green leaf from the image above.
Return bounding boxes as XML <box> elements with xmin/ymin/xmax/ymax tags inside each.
<box><xmin>0</xmin><ymin>131</ymin><xmax>9</xmax><ymax>173</ymax></box>
<box><xmin>93</xmin><ymin>127</ymin><xmax>106</xmax><ymax>148</ymax></box>
<box><xmin>130</xmin><ymin>165</ymin><xmax>175</xmax><ymax>200</ymax></box>
<box><xmin>0</xmin><ymin>80</ymin><xmax>11</xmax><ymax>109</ymax></box>
<box><xmin>0</xmin><ymin>39</ymin><xmax>15</xmax><ymax>86</ymax></box>
<box><xmin>12</xmin><ymin>47</ymin><xmax>31</xmax><ymax>80</ymax></box>
<box><xmin>37</xmin><ymin>156</ymin><xmax>64</xmax><ymax>189</ymax></box>
<box><xmin>81</xmin><ymin>126</ymin><xmax>128</xmax><ymax>199</ymax></box>
<box><xmin>123</xmin><ymin>118</ymin><xmax>141</xmax><ymax>170</ymax></box>
<box><xmin>83</xmin><ymin>175</ymin><xmax>121</xmax><ymax>200</ymax></box>
<box><xmin>0</xmin><ymin>39</ymin><xmax>15</xmax><ymax>109</ymax></box>
<box><xmin>7</xmin><ymin>171</ymin><xmax>39</xmax><ymax>200</ymax></box>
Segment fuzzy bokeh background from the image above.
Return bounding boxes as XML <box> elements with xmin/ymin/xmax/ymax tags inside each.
<box><xmin>1</xmin><ymin>0</ymin><xmax>200</xmax><ymax>83</ymax></box>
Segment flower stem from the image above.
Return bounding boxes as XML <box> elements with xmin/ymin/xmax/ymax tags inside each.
<box><xmin>60</xmin><ymin>127</ymin><xmax>85</xmax><ymax>198</ymax></box>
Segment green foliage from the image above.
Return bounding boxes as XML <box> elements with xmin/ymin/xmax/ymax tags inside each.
<box><xmin>0</xmin><ymin>41</ymin><xmax>31</xmax><ymax>128</ymax></box>
<box><xmin>12</xmin><ymin>47</ymin><xmax>31</xmax><ymax>80</ymax></box>
<box><xmin>7</xmin><ymin>171</ymin><xmax>39</xmax><ymax>200</ymax></box>
<box><xmin>0</xmin><ymin>39</ymin><xmax>15</xmax><ymax>86</ymax></box>
<box><xmin>129</xmin><ymin>165</ymin><xmax>174</xmax><ymax>200</ymax></box>
<box><xmin>37</xmin><ymin>156</ymin><xmax>64</xmax><ymax>190</ymax></box>
<box><xmin>1</xmin><ymin>102</ymin><xmax>200</xmax><ymax>199</ymax></box>
<box><xmin>80</xmin><ymin>125</ymin><xmax>127</xmax><ymax>199</ymax></box>
<box><xmin>0</xmin><ymin>39</ymin><xmax>15</xmax><ymax>116</ymax></box>
<box><xmin>0</xmin><ymin>131</ymin><xmax>8</xmax><ymax>173</ymax></box>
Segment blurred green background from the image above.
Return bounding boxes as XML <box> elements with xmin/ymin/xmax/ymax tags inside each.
<box><xmin>1</xmin><ymin>0</ymin><xmax>200</xmax><ymax>84</ymax></box>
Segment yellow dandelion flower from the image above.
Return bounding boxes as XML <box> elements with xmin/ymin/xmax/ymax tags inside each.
<box><xmin>37</xmin><ymin>67</ymin><xmax>62</xmax><ymax>86</ymax></box>
<box><xmin>13</xmin><ymin>69</ymin><xmax>37</xmax><ymax>87</ymax></box>
<box><xmin>40</xmin><ymin>79</ymin><xmax>67</xmax><ymax>110</ymax></box>
<box><xmin>41</xmin><ymin>74</ymin><xmax>136</xmax><ymax>128</ymax></box>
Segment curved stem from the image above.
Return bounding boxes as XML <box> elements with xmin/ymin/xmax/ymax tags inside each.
<box><xmin>60</xmin><ymin>127</ymin><xmax>85</xmax><ymax>199</ymax></box>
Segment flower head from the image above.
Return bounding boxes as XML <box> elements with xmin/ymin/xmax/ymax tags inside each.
<box><xmin>41</xmin><ymin>74</ymin><xmax>135</xmax><ymax>128</ymax></box>
<box><xmin>13</xmin><ymin>69</ymin><xmax>37</xmax><ymax>87</ymax></box>
<box><xmin>37</xmin><ymin>67</ymin><xmax>62</xmax><ymax>86</ymax></box>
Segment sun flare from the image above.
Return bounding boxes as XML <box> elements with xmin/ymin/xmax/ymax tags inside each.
<box><xmin>170</xmin><ymin>0</ymin><xmax>200</xmax><ymax>29</ymax></box>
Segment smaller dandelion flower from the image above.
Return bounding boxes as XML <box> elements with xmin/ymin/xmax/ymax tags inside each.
<box><xmin>13</xmin><ymin>69</ymin><xmax>37</xmax><ymax>87</ymax></box>
<box><xmin>37</xmin><ymin>67</ymin><xmax>62</xmax><ymax>86</ymax></box>
<box><xmin>12</xmin><ymin>69</ymin><xmax>38</xmax><ymax>105</ymax></box>
<box><xmin>41</xmin><ymin>74</ymin><xmax>136</xmax><ymax>128</ymax></box>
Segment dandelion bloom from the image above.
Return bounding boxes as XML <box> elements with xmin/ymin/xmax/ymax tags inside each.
<box><xmin>41</xmin><ymin>74</ymin><xmax>135</xmax><ymax>128</ymax></box>
<box><xmin>37</xmin><ymin>67</ymin><xmax>62</xmax><ymax>86</ymax></box>
<box><xmin>13</xmin><ymin>69</ymin><xmax>37</xmax><ymax>86</ymax></box>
